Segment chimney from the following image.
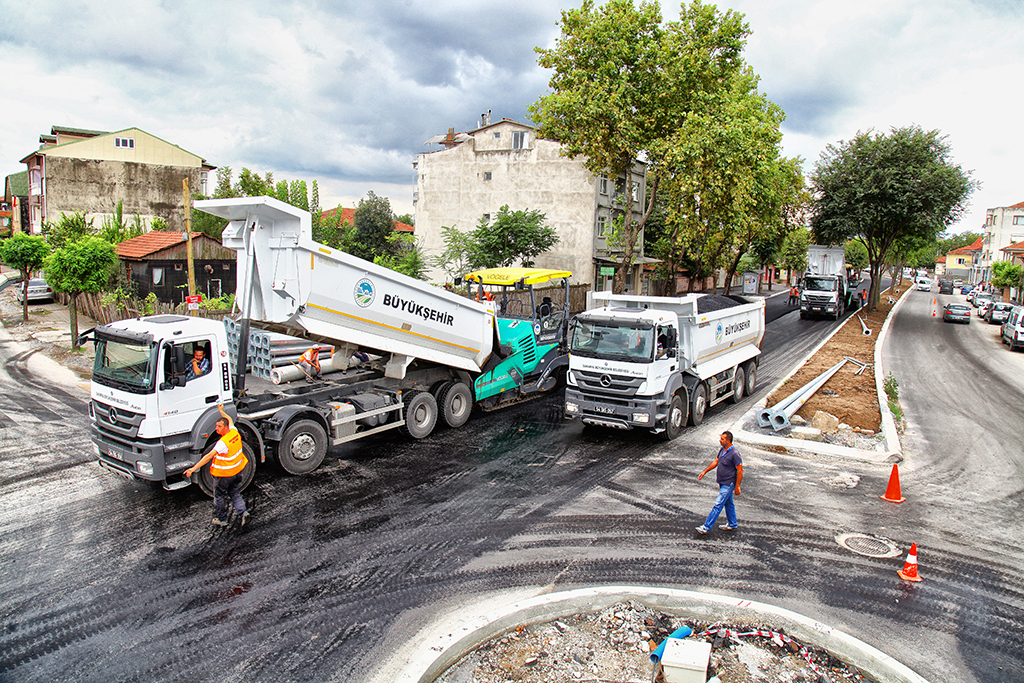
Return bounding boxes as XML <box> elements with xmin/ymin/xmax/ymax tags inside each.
<box><xmin>481</xmin><ymin>110</ymin><xmax>491</xmax><ymax>127</ymax></box>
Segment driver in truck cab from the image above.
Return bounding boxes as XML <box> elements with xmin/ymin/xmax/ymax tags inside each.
<box><xmin>184</xmin><ymin>346</ymin><xmax>210</xmax><ymax>381</ymax></box>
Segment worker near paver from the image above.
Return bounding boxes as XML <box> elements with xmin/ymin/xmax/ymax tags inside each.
<box><xmin>184</xmin><ymin>404</ymin><xmax>250</xmax><ymax>527</ymax></box>
<box><xmin>859</xmin><ymin>288</ymin><xmax>867</xmax><ymax>310</ymax></box>
<box><xmin>299</xmin><ymin>345</ymin><xmax>321</xmax><ymax>382</ymax></box>
<box><xmin>788</xmin><ymin>284</ymin><xmax>798</xmax><ymax>306</ymax></box>
<box><xmin>695</xmin><ymin>431</ymin><xmax>743</xmax><ymax>534</ymax></box>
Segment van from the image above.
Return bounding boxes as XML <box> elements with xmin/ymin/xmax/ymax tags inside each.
<box><xmin>1001</xmin><ymin>306</ymin><xmax>1024</xmax><ymax>350</ymax></box>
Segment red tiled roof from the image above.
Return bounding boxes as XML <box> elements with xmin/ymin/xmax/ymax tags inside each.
<box><xmin>935</xmin><ymin>255</ymin><xmax>946</xmax><ymax>263</ymax></box>
<box><xmin>1010</xmin><ymin>200</ymin><xmax>1024</xmax><ymax>209</ymax></box>
<box><xmin>1001</xmin><ymin>240</ymin><xmax>1024</xmax><ymax>252</ymax></box>
<box><xmin>320</xmin><ymin>207</ymin><xmax>413</xmax><ymax>232</ymax></box>
<box><xmin>949</xmin><ymin>236</ymin><xmax>983</xmax><ymax>254</ymax></box>
<box><xmin>117</xmin><ymin>231</ymin><xmax>195</xmax><ymax>259</ymax></box>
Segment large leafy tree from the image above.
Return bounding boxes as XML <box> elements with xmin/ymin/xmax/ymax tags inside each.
<box><xmin>811</xmin><ymin>126</ymin><xmax>976</xmax><ymax>311</ymax></box>
<box><xmin>778</xmin><ymin>227</ymin><xmax>811</xmax><ymax>283</ymax></box>
<box><xmin>0</xmin><ymin>233</ymin><xmax>50</xmax><ymax>322</ymax></box>
<box><xmin>530</xmin><ymin>0</ymin><xmax>748</xmax><ymax>293</ymax></box>
<box><xmin>45</xmin><ymin>236</ymin><xmax>118</xmax><ymax>350</ymax></box>
<box><xmin>472</xmin><ymin>205</ymin><xmax>558</xmax><ymax>269</ymax></box>
<box><xmin>352</xmin><ymin>191</ymin><xmax>396</xmax><ymax>261</ymax></box>
<box><xmin>43</xmin><ymin>211</ymin><xmax>93</xmax><ymax>250</ymax></box>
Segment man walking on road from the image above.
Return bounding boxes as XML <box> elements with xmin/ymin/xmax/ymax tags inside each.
<box><xmin>696</xmin><ymin>431</ymin><xmax>743</xmax><ymax>534</ymax></box>
<box><xmin>184</xmin><ymin>404</ymin><xmax>250</xmax><ymax>527</ymax></box>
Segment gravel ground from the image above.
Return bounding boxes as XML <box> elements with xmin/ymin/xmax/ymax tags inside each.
<box><xmin>436</xmin><ymin>600</ymin><xmax>871</xmax><ymax>683</ymax></box>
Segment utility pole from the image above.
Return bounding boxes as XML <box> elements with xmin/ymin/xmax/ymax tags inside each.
<box><xmin>183</xmin><ymin>178</ymin><xmax>197</xmax><ymax>315</ymax></box>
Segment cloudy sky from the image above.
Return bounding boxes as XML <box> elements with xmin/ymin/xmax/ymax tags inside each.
<box><xmin>2</xmin><ymin>0</ymin><xmax>1020</xmax><ymax>233</ymax></box>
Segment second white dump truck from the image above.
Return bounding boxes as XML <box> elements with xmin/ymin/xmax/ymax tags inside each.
<box><xmin>564</xmin><ymin>292</ymin><xmax>765</xmax><ymax>439</ymax></box>
<box><xmin>83</xmin><ymin>197</ymin><xmax>572</xmax><ymax>495</ymax></box>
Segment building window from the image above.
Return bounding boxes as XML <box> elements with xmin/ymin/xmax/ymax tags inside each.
<box><xmin>115</xmin><ymin>137</ymin><xmax>135</xmax><ymax>149</ymax></box>
<box><xmin>200</xmin><ymin>171</ymin><xmax>209</xmax><ymax>196</ymax></box>
<box><xmin>174</xmin><ymin>263</ymin><xmax>183</xmax><ymax>271</ymax></box>
<box><xmin>484</xmin><ymin>172</ymin><xmax>492</xmax><ymax>181</ymax></box>
<box><xmin>631</xmin><ymin>182</ymin><xmax>639</xmax><ymax>202</ymax></box>
<box><xmin>597</xmin><ymin>215</ymin><xmax>607</xmax><ymax>236</ymax></box>
<box><xmin>599</xmin><ymin>177</ymin><xmax>608</xmax><ymax>195</ymax></box>
<box><xmin>493</xmin><ymin>132</ymin><xmax>501</xmax><ymax>139</ymax></box>
<box><xmin>152</xmin><ymin>268</ymin><xmax>164</xmax><ymax>285</ymax></box>
<box><xmin>512</xmin><ymin>131</ymin><xmax>526</xmax><ymax>149</ymax></box>
<box><xmin>223</xmin><ymin>263</ymin><xmax>230</xmax><ymax>270</ymax></box>
<box><xmin>482</xmin><ymin>214</ymin><xmax>490</xmax><ymax>224</ymax></box>
<box><xmin>1014</xmin><ymin>216</ymin><xmax>1024</xmax><ymax>225</ymax></box>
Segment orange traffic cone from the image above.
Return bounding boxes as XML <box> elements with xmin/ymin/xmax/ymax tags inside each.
<box><xmin>898</xmin><ymin>542</ymin><xmax>923</xmax><ymax>582</ymax></box>
<box><xmin>932</xmin><ymin>297</ymin><xmax>937</xmax><ymax>317</ymax></box>
<box><xmin>880</xmin><ymin>463</ymin><xmax>906</xmax><ymax>503</ymax></box>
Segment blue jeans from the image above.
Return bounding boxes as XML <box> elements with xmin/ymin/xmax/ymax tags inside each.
<box><xmin>214</xmin><ymin>473</ymin><xmax>247</xmax><ymax>521</ymax></box>
<box><xmin>703</xmin><ymin>484</ymin><xmax>737</xmax><ymax>529</ymax></box>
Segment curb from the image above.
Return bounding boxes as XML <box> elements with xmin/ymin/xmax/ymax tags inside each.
<box><xmin>732</xmin><ymin>284</ymin><xmax>914</xmax><ymax>464</ymax></box>
<box><xmin>390</xmin><ymin>586</ymin><xmax>928</xmax><ymax>683</ymax></box>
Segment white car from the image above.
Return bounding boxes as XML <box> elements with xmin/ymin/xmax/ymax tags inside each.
<box><xmin>916</xmin><ymin>278</ymin><xmax>931</xmax><ymax>292</ymax></box>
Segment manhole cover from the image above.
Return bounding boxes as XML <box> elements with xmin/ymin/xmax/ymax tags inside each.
<box><xmin>835</xmin><ymin>532</ymin><xmax>901</xmax><ymax>558</ymax></box>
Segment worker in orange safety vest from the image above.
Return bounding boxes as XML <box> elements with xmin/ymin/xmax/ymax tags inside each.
<box><xmin>299</xmin><ymin>346</ymin><xmax>322</xmax><ymax>383</ymax></box>
<box><xmin>185</xmin><ymin>404</ymin><xmax>249</xmax><ymax>526</ymax></box>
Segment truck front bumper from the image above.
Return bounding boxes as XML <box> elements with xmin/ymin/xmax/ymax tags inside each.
<box><xmin>564</xmin><ymin>388</ymin><xmax>665</xmax><ymax>430</ymax></box>
<box><xmin>91</xmin><ymin>424</ymin><xmax>195</xmax><ymax>490</ymax></box>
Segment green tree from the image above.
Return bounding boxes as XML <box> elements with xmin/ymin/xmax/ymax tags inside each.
<box><xmin>530</xmin><ymin>0</ymin><xmax>749</xmax><ymax>293</ymax></box>
<box><xmin>433</xmin><ymin>225</ymin><xmax>476</xmax><ymax>282</ymax></box>
<box><xmin>44</xmin><ymin>236</ymin><xmax>118</xmax><ymax>350</ymax></box>
<box><xmin>374</xmin><ymin>234</ymin><xmax>429</xmax><ymax>280</ymax></box>
<box><xmin>992</xmin><ymin>260</ymin><xmax>1024</xmax><ymax>302</ymax></box>
<box><xmin>213</xmin><ymin>167</ymin><xmax>237</xmax><ymax>198</ymax></box>
<box><xmin>395</xmin><ymin>213</ymin><xmax>414</xmax><ymax>227</ymax></box>
<box><xmin>845</xmin><ymin>240</ymin><xmax>869</xmax><ymax>272</ymax></box>
<box><xmin>352</xmin><ymin>191</ymin><xmax>396</xmax><ymax>261</ymax></box>
<box><xmin>43</xmin><ymin>211</ymin><xmax>93</xmax><ymax>250</ymax></box>
<box><xmin>0</xmin><ymin>233</ymin><xmax>51</xmax><ymax>322</ymax></box>
<box><xmin>811</xmin><ymin>126</ymin><xmax>976</xmax><ymax>311</ymax></box>
<box><xmin>778</xmin><ymin>227</ymin><xmax>811</xmax><ymax>283</ymax></box>
<box><xmin>289</xmin><ymin>180</ymin><xmax>309</xmax><ymax>212</ymax></box>
<box><xmin>310</xmin><ymin>180</ymin><xmax>322</xmax><ymax>233</ymax></box>
<box><xmin>470</xmin><ymin>205</ymin><xmax>558</xmax><ymax>269</ymax></box>
<box><xmin>99</xmin><ymin>200</ymin><xmax>145</xmax><ymax>244</ymax></box>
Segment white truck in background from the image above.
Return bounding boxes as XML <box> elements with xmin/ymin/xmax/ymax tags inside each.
<box><xmin>800</xmin><ymin>245</ymin><xmax>853</xmax><ymax>320</ymax></box>
<box><xmin>563</xmin><ymin>292</ymin><xmax>765</xmax><ymax>440</ymax></box>
<box><xmin>82</xmin><ymin>196</ymin><xmax>572</xmax><ymax>495</ymax></box>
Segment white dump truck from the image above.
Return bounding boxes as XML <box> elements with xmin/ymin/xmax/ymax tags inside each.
<box><xmin>563</xmin><ymin>292</ymin><xmax>765</xmax><ymax>439</ymax></box>
<box><xmin>800</xmin><ymin>245</ymin><xmax>853</xmax><ymax>320</ymax></box>
<box><xmin>82</xmin><ymin>196</ymin><xmax>572</xmax><ymax>495</ymax></box>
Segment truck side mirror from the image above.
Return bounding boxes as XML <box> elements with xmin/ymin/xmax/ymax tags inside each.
<box><xmin>160</xmin><ymin>344</ymin><xmax>187</xmax><ymax>390</ymax></box>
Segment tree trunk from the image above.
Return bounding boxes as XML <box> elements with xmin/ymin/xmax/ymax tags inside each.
<box><xmin>20</xmin><ymin>269</ymin><xmax>29</xmax><ymax>323</ymax></box>
<box><xmin>70</xmin><ymin>294</ymin><xmax>80</xmax><ymax>351</ymax></box>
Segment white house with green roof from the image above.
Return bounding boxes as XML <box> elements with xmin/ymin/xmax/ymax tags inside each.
<box><xmin>19</xmin><ymin>125</ymin><xmax>215</xmax><ymax>234</ymax></box>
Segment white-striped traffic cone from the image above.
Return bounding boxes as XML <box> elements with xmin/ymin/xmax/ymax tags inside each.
<box><xmin>898</xmin><ymin>542</ymin><xmax>923</xmax><ymax>582</ymax></box>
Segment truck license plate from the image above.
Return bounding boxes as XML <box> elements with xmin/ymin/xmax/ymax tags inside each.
<box><xmin>593</xmin><ymin>405</ymin><xmax>616</xmax><ymax>414</ymax></box>
<box><xmin>105</xmin><ymin>446</ymin><xmax>129</xmax><ymax>461</ymax></box>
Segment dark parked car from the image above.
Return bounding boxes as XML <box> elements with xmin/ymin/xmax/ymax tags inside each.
<box><xmin>986</xmin><ymin>302</ymin><xmax>1014</xmax><ymax>325</ymax></box>
<box><xmin>14</xmin><ymin>277</ymin><xmax>54</xmax><ymax>304</ymax></box>
<box><xmin>942</xmin><ymin>302</ymin><xmax>971</xmax><ymax>324</ymax></box>
<box><xmin>938</xmin><ymin>280</ymin><xmax>954</xmax><ymax>294</ymax></box>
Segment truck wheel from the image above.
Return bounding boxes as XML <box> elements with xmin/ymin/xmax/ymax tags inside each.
<box><xmin>439</xmin><ymin>381</ymin><xmax>473</xmax><ymax>428</ymax></box>
<box><xmin>278</xmin><ymin>419</ymin><xmax>328</xmax><ymax>475</ymax></box>
<box><xmin>729</xmin><ymin>366</ymin><xmax>745</xmax><ymax>404</ymax></box>
<box><xmin>401</xmin><ymin>391</ymin><xmax>438</xmax><ymax>439</ymax></box>
<box><xmin>744</xmin><ymin>361</ymin><xmax>757</xmax><ymax>396</ymax></box>
<box><xmin>660</xmin><ymin>394</ymin><xmax>686</xmax><ymax>441</ymax></box>
<box><xmin>689</xmin><ymin>382</ymin><xmax>708</xmax><ymax>427</ymax></box>
<box><xmin>195</xmin><ymin>442</ymin><xmax>256</xmax><ymax>497</ymax></box>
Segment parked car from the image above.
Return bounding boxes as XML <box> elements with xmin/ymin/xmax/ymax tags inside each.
<box><xmin>1001</xmin><ymin>306</ymin><xmax>1024</xmax><ymax>350</ymax></box>
<box><xmin>938</xmin><ymin>280</ymin><xmax>954</xmax><ymax>294</ymax></box>
<box><xmin>986</xmin><ymin>302</ymin><xmax>1014</xmax><ymax>325</ymax></box>
<box><xmin>942</xmin><ymin>302</ymin><xmax>972</xmax><ymax>324</ymax></box>
<box><xmin>916</xmin><ymin>277</ymin><xmax>932</xmax><ymax>291</ymax></box>
<box><xmin>953</xmin><ymin>279</ymin><xmax>964</xmax><ymax>288</ymax></box>
<box><xmin>971</xmin><ymin>293</ymin><xmax>994</xmax><ymax>308</ymax></box>
<box><xmin>961</xmin><ymin>283</ymin><xmax>974</xmax><ymax>294</ymax></box>
<box><xmin>14</xmin><ymin>277</ymin><xmax>54</xmax><ymax>304</ymax></box>
<box><xmin>978</xmin><ymin>299</ymin><xmax>995</xmax><ymax>318</ymax></box>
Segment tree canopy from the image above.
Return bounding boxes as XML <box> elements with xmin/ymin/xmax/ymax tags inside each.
<box><xmin>45</xmin><ymin>236</ymin><xmax>118</xmax><ymax>350</ymax></box>
<box><xmin>434</xmin><ymin>206</ymin><xmax>559</xmax><ymax>279</ymax></box>
<box><xmin>811</xmin><ymin>125</ymin><xmax>976</xmax><ymax>310</ymax></box>
<box><xmin>530</xmin><ymin>0</ymin><xmax>749</xmax><ymax>293</ymax></box>
<box><xmin>0</xmin><ymin>233</ymin><xmax>51</xmax><ymax>322</ymax></box>
<box><xmin>352</xmin><ymin>191</ymin><xmax>396</xmax><ymax>262</ymax></box>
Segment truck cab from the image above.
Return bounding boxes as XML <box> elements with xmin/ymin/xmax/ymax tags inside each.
<box><xmin>86</xmin><ymin>315</ymin><xmax>249</xmax><ymax>493</ymax></box>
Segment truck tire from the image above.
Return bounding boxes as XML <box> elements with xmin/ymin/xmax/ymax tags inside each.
<box><xmin>195</xmin><ymin>442</ymin><xmax>256</xmax><ymax>497</ymax></box>
<box><xmin>689</xmin><ymin>382</ymin><xmax>708</xmax><ymax>427</ymax></box>
<box><xmin>744</xmin><ymin>361</ymin><xmax>757</xmax><ymax>396</ymax></box>
<box><xmin>439</xmin><ymin>381</ymin><xmax>473</xmax><ymax>428</ymax></box>
<box><xmin>277</xmin><ymin>419</ymin><xmax>328</xmax><ymax>475</ymax></box>
<box><xmin>729</xmin><ymin>366</ymin><xmax>745</xmax><ymax>404</ymax></box>
<box><xmin>401</xmin><ymin>391</ymin><xmax>438</xmax><ymax>439</ymax></box>
<box><xmin>660</xmin><ymin>394</ymin><xmax>687</xmax><ymax>441</ymax></box>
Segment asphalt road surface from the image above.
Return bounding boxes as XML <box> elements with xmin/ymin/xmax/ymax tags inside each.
<box><xmin>2</xmin><ymin>283</ymin><xmax>1021</xmax><ymax>683</ymax></box>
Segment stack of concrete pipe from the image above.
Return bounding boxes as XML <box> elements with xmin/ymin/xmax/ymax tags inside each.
<box><xmin>223</xmin><ymin>319</ymin><xmax>336</xmax><ymax>382</ymax></box>
<box><xmin>757</xmin><ymin>358</ymin><xmax>849</xmax><ymax>432</ymax></box>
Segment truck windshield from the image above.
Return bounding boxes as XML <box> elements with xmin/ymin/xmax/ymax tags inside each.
<box><xmin>804</xmin><ymin>277</ymin><xmax>837</xmax><ymax>291</ymax></box>
<box><xmin>93</xmin><ymin>338</ymin><xmax>157</xmax><ymax>394</ymax></box>
<box><xmin>570</xmin><ymin>320</ymin><xmax>655</xmax><ymax>362</ymax></box>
